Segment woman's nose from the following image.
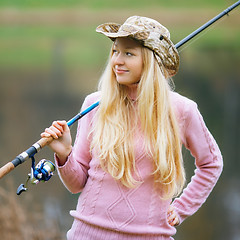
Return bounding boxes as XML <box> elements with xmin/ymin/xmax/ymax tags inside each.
<box><xmin>113</xmin><ymin>52</ymin><xmax>124</xmax><ymax>65</ymax></box>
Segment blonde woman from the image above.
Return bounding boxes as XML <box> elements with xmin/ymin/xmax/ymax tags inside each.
<box><xmin>41</xmin><ymin>16</ymin><xmax>223</xmax><ymax>240</ymax></box>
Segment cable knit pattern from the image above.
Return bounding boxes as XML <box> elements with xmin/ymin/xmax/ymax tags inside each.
<box><xmin>56</xmin><ymin>91</ymin><xmax>223</xmax><ymax>240</ymax></box>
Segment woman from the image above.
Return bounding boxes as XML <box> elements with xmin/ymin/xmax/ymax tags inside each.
<box><xmin>41</xmin><ymin>16</ymin><xmax>223</xmax><ymax>240</ymax></box>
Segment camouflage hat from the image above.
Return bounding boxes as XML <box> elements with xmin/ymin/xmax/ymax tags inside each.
<box><xmin>96</xmin><ymin>16</ymin><xmax>180</xmax><ymax>76</ymax></box>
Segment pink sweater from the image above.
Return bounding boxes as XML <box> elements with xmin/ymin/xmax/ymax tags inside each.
<box><xmin>56</xmin><ymin>91</ymin><xmax>223</xmax><ymax>239</ymax></box>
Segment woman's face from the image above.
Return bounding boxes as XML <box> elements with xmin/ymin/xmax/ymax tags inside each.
<box><xmin>111</xmin><ymin>38</ymin><xmax>143</xmax><ymax>86</ymax></box>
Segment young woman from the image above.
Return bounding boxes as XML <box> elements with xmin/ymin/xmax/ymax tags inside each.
<box><xmin>41</xmin><ymin>16</ymin><xmax>223</xmax><ymax>240</ymax></box>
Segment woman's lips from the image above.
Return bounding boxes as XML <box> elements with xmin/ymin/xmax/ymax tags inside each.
<box><xmin>115</xmin><ymin>68</ymin><xmax>129</xmax><ymax>74</ymax></box>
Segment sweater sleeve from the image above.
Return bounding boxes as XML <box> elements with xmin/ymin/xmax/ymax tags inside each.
<box><xmin>56</xmin><ymin>94</ymin><xmax>96</xmax><ymax>194</ymax></box>
<box><xmin>172</xmin><ymin>100</ymin><xmax>223</xmax><ymax>224</ymax></box>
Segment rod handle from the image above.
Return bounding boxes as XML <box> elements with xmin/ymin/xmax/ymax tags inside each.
<box><xmin>0</xmin><ymin>162</ymin><xmax>15</xmax><ymax>179</ymax></box>
<box><xmin>36</xmin><ymin>136</ymin><xmax>54</xmax><ymax>149</ymax></box>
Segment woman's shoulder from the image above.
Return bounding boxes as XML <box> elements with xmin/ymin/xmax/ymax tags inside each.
<box><xmin>170</xmin><ymin>91</ymin><xmax>196</xmax><ymax>106</ymax></box>
<box><xmin>170</xmin><ymin>91</ymin><xmax>198</xmax><ymax>111</ymax></box>
<box><xmin>80</xmin><ymin>91</ymin><xmax>101</xmax><ymax>120</ymax></box>
<box><xmin>170</xmin><ymin>91</ymin><xmax>199</xmax><ymax>123</ymax></box>
<box><xmin>84</xmin><ymin>91</ymin><xmax>101</xmax><ymax>105</ymax></box>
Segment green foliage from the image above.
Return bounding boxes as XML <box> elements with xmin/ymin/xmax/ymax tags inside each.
<box><xmin>0</xmin><ymin>26</ymin><xmax>107</xmax><ymax>69</ymax></box>
<box><xmin>0</xmin><ymin>0</ymin><xmax>230</xmax><ymax>9</ymax></box>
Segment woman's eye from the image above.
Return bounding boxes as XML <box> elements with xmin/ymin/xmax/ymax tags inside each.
<box><xmin>112</xmin><ymin>49</ymin><xmax>118</xmax><ymax>54</ymax></box>
<box><xmin>126</xmin><ymin>52</ymin><xmax>133</xmax><ymax>56</ymax></box>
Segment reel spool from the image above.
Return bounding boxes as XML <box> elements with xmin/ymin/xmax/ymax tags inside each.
<box><xmin>17</xmin><ymin>157</ymin><xmax>55</xmax><ymax>195</ymax></box>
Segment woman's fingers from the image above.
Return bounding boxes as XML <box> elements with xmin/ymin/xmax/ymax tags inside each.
<box><xmin>168</xmin><ymin>212</ymin><xmax>179</xmax><ymax>226</ymax></box>
<box><xmin>167</xmin><ymin>205</ymin><xmax>180</xmax><ymax>226</ymax></box>
<box><xmin>52</xmin><ymin>121</ymin><xmax>64</xmax><ymax>132</ymax></box>
<box><xmin>40</xmin><ymin>132</ymin><xmax>51</xmax><ymax>138</ymax></box>
<box><xmin>39</xmin><ymin>120</ymin><xmax>72</xmax><ymax>164</ymax></box>
<box><xmin>45</xmin><ymin>127</ymin><xmax>61</xmax><ymax>139</ymax></box>
<box><xmin>41</xmin><ymin>120</ymin><xmax>67</xmax><ymax>139</ymax></box>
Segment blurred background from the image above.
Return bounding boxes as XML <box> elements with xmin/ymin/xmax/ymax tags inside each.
<box><xmin>0</xmin><ymin>0</ymin><xmax>239</xmax><ymax>239</ymax></box>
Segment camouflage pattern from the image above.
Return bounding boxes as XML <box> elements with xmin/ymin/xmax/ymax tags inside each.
<box><xmin>96</xmin><ymin>16</ymin><xmax>180</xmax><ymax>77</ymax></box>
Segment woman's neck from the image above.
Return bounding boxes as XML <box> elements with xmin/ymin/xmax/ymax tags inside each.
<box><xmin>126</xmin><ymin>83</ymin><xmax>138</xmax><ymax>101</ymax></box>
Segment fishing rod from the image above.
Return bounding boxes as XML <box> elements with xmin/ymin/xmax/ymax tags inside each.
<box><xmin>175</xmin><ymin>0</ymin><xmax>240</xmax><ymax>49</ymax></box>
<box><xmin>0</xmin><ymin>1</ymin><xmax>239</xmax><ymax>192</ymax></box>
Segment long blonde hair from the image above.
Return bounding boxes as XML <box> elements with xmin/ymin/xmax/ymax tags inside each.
<box><xmin>91</xmin><ymin>44</ymin><xmax>185</xmax><ymax>199</ymax></box>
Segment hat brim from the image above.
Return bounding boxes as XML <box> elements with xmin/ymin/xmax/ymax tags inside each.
<box><xmin>96</xmin><ymin>23</ymin><xmax>140</xmax><ymax>40</ymax></box>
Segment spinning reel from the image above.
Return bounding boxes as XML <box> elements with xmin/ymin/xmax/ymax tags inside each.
<box><xmin>17</xmin><ymin>156</ymin><xmax>55</xmax><ymax>195</ymax></box>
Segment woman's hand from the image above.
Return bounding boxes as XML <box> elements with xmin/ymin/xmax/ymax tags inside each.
<box><xmin>167</xmin><ymin>205</ymin><xmax>180</xmax><ymax>226</ymax></box>
<box><xmin>41</xmin><ymin>120</ymin><xmax>72</xmax><ymax>166</ymax></box>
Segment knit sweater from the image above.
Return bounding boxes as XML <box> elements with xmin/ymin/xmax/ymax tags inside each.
<box><xmin>56</xmin><ymin>91</ymin><xmax>223</xmax><ymax>238</ymax></box>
